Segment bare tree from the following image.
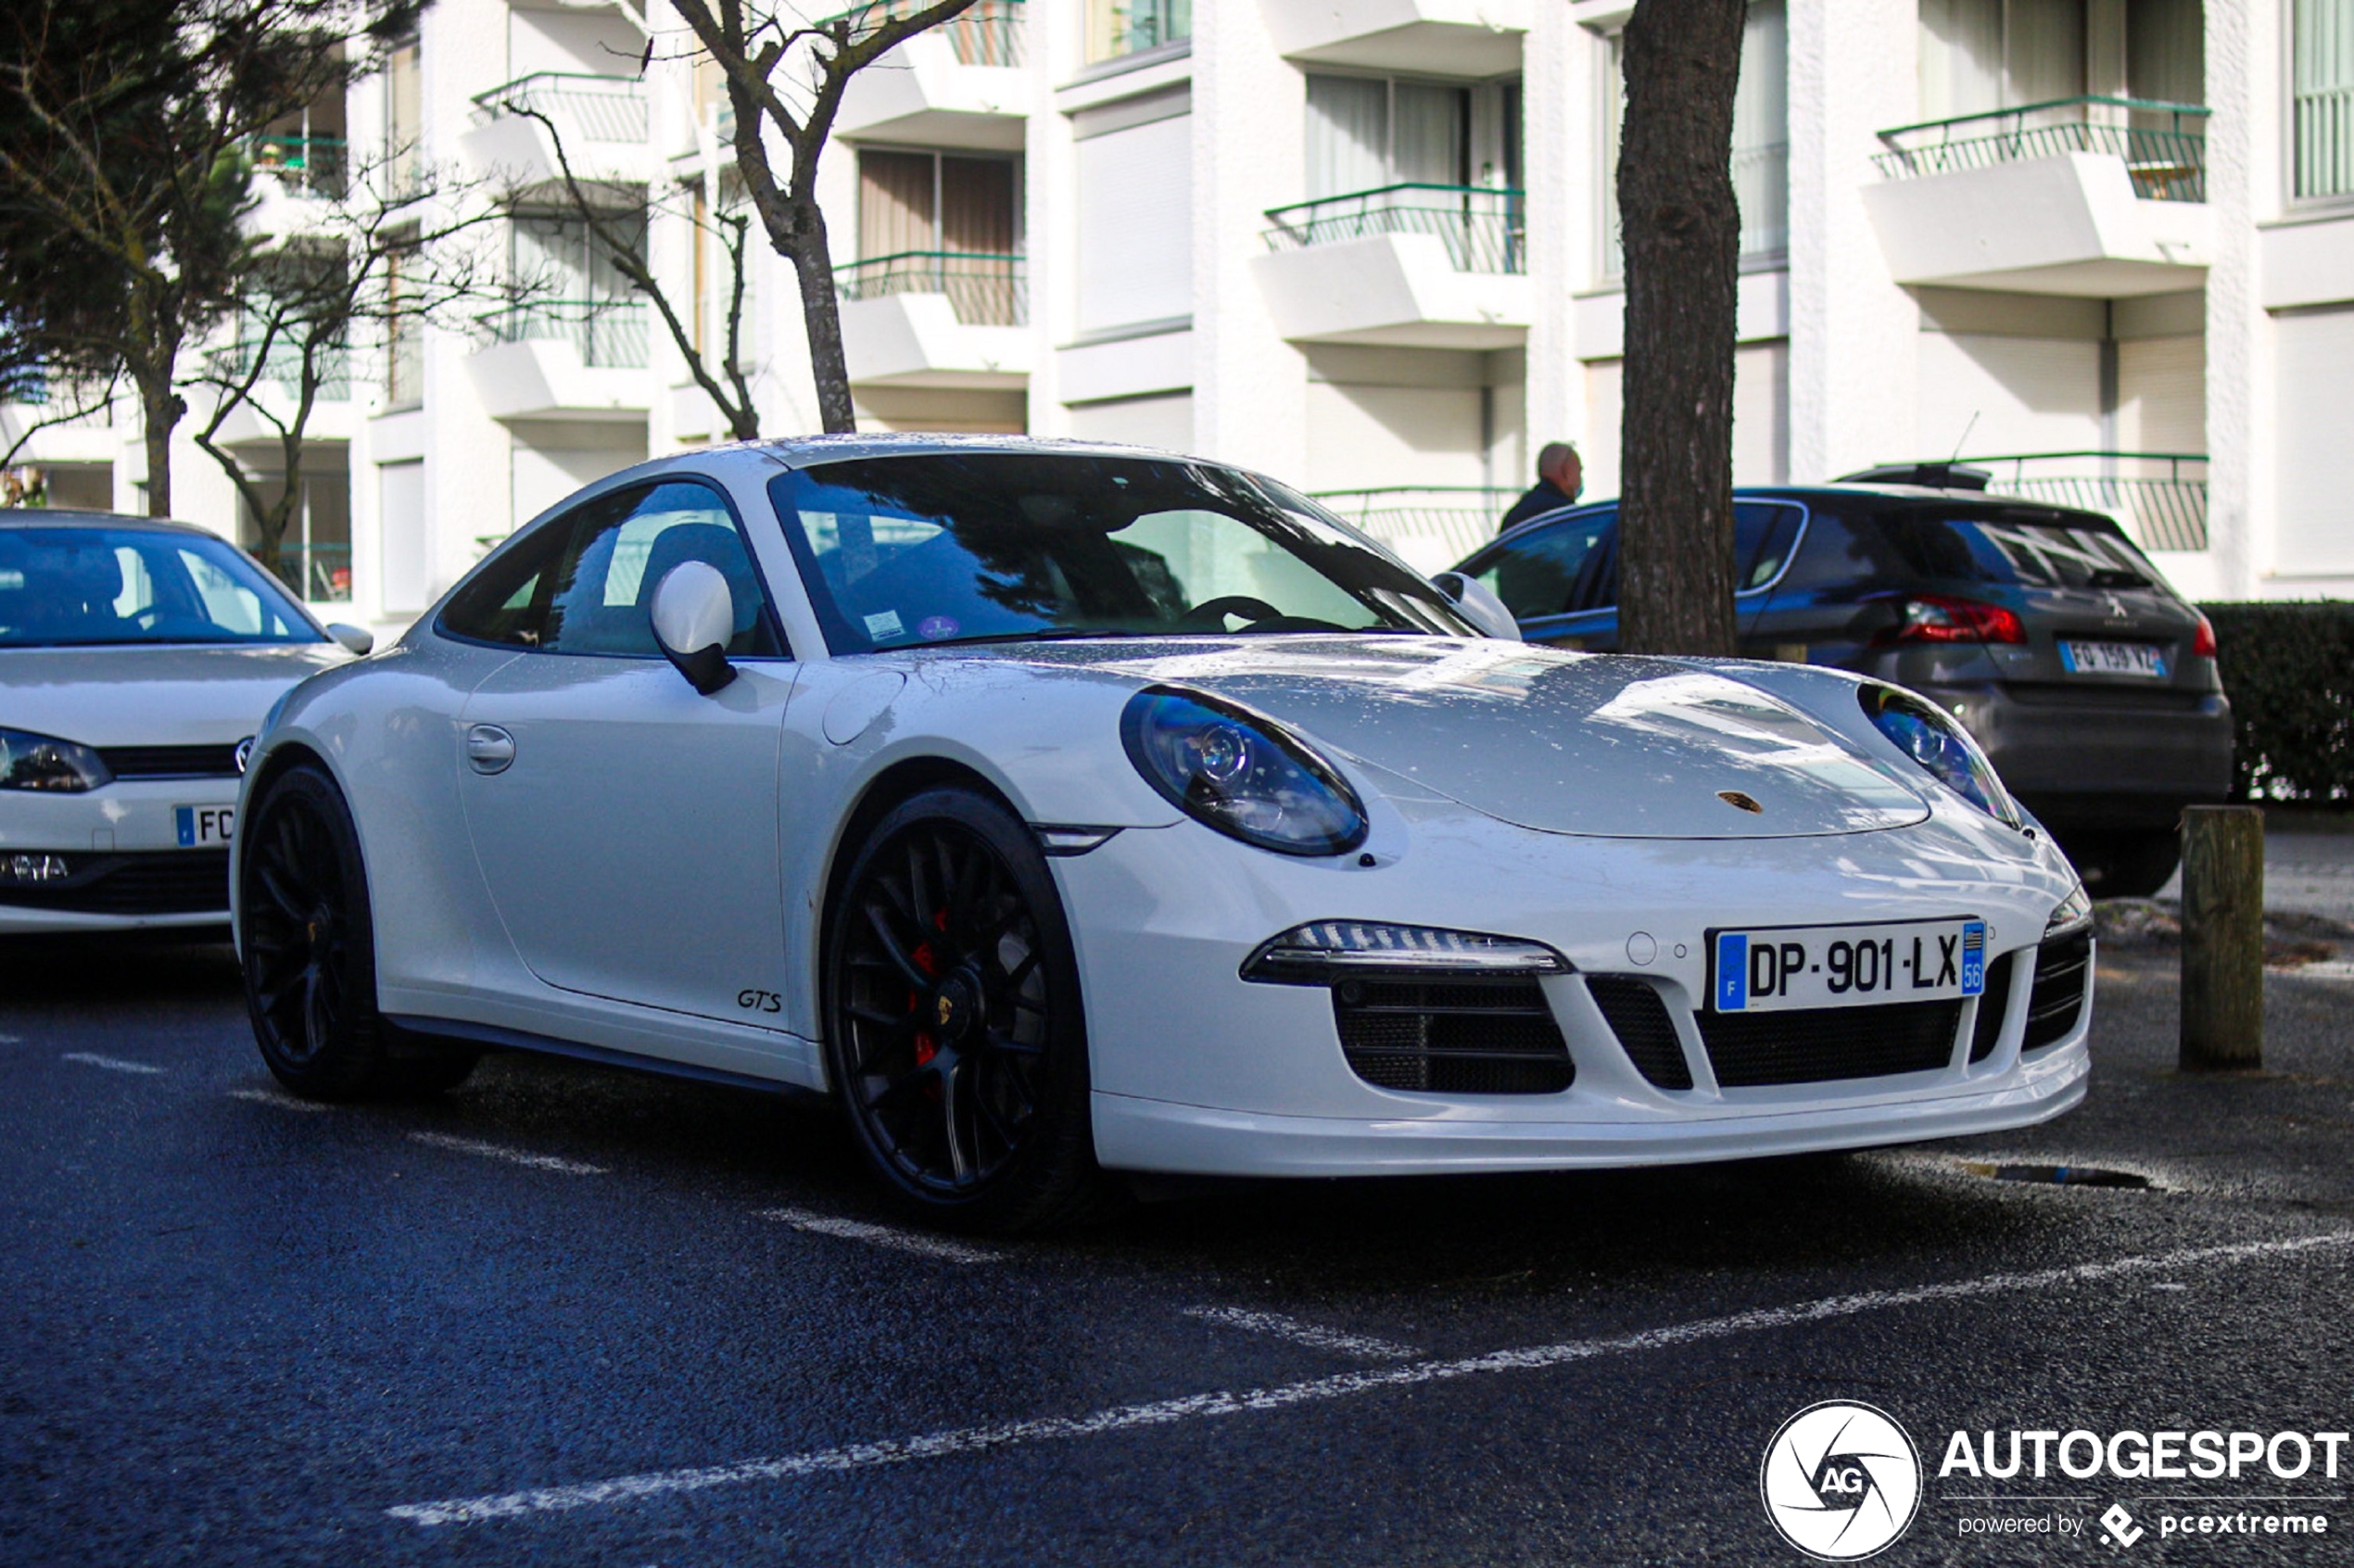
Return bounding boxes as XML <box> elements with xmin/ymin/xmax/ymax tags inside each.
<box><xmin>1614</xmin><ymin>0</ymin><xmax>1745</xmax><ymax>657</ymax></box>
<box><xmin>668</xmin><ymin>0</ymin><xmax>983</xmax><ymax>433</ymax></box>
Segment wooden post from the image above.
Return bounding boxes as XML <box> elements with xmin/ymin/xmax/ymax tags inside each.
<box><xmin>2180</xmin><ymin>805</ymin><xmax>2264</xmax><ymax>1071</ymax></box>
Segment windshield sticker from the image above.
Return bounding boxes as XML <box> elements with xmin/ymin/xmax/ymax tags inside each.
<box><xmin>864</xmin><ymin>609</ymin><xmax>905</xmax><ymax>641</ymax></box>
<box><xmin>918</xmin><ymin>615</ymin><xmax>959</xmax><ymax>640</ymax></box>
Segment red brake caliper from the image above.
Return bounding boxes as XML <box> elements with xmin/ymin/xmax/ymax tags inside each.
<box><xmin>909</xmin><ymin>911</ymin><xmax>948</xmax><ymax>1069</ymax></box>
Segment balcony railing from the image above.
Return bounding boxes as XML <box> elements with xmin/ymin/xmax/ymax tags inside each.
<box><xmin>207</xmin><ymin>339</ymin><xmax>352</xmax><ymax>400</ymax></box>
<box><xmin>2295</xmin><ymin>82</ymin><xmax>2354</xmax><ymax>199</ymax></box>
<box><xmin>1309</xmin><ymin>487</ymin><xmax>1517</xmax><ymax>569</ymax></box>
<box><xmin>471</xmin><ymin>72</ymin><xmax>650</xmax><ymax>145</ymax></box>
<box><xmin>834</xmin><ymin>252</ymin><xmax>1028</xmax><ymax>326</ymax></box>
<box><xmin>479</xmin><ymin>299</ymin><xmax>652</xmax><ymax>368</ymax></box>
<box><xmin>817</xmin><ymin>0</ymin><xmax>1026</xmax><ymax>66</ymax></box>
<box><xmin>1874</xmin><ymin>96</ymin><xmax>2209</xmax><ymax>202</ymax></box>
<box><xmin>269</xmin><ymin>541</ymin><xmax>353</xmax><ymax>603</ymax></box>
<box><xmin>1264</xmin><ymin>185</ymin><xmax>1526</xmax><ymax>275</ymax></box>
<box><xmin>1086</xmin><ymin>0</ymin><xmax>1187</xmax><ymax>64</ymax></box>
<box><xmin>1972</xmin><ymin>451</ymin><xmax>2209</xmax><ymax>553</ymax></box>
<box><xmin>247</xmin><ymin>135</ymin><xmax>347</xmax><ymax>197</ymax></box>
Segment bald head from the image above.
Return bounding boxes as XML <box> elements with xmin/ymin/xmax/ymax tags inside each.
<box><xmin>1538</xmin><ymin>441</ymin><xmax>1582</xmax><ymax>497</ymax></box>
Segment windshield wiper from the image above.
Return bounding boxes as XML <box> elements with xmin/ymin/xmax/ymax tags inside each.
<box><xmin>921</xmin><ymin>627</ymin><xmax>1139</xmax><ymax>648</ymax></box>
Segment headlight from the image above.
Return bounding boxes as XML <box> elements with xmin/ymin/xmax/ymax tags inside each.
<box><xmin>1858</xmin><ymin>685</ymin><xmax>2015</xmax><ymax>824</ymax></box>
<box><xmin>0</xmin><ymin>727</ymin><xmax>111</xmax><ymax>792</ymax></box>
<box><xmin>2045</xmin><ymin>880</ymin><xmax>2092</xmax><ymax>935</ymax></box>
<box><xmin>1120</xmin><ymin>687</ymin><xmax>1368</xmax><ymax>856</ymax></box>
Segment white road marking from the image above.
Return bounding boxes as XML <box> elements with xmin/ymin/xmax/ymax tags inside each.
<box><xmin>228</xmin><ymin>1088</ymin><xmax>335</xmax><ymax>1113</ymax></box>
<box><xmin>61</xmin><ymin>1052</ymin><xmax>164</xmax><ymax>1075</ymax></box>
<box><xmin>387</xmin><ymin>1230</ymin><xmax>2354</xmax><ymax>1528</ymax></box>
<box><xmin>408</xmin><ymin>1132</ymin><xmax>606</xmax><ymax>1176</ymax></box>
<box><xmin>757</xmin><ymin>1208</ymin><xmax>1001</xmax><ymax>1264</ymax></box>
<box><xmin>1183</xmin><ymin>1306</ymin><xmax>1420</xmax><ymax>1362</ymax></box>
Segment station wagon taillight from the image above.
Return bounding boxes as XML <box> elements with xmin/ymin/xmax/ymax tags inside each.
<box><xmin>1890</xmin><ymin>595</ymin><xmax>2026</xmax><ymax>646</ymax></box>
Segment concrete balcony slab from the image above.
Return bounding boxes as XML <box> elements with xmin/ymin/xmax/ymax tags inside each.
<box><xmin>1250</xmin><ymin>234</ymin><xmax>1530</xmax><ymax>349</ymax></box>
<box><xmin>1262</xmin><ymin>0</ymin><xmax>1527</xmax><ymax>74</ymax></box>
<box><xmin>838</xmin><ymin>34</ymin><xmax>1030</xmax><ymax>152</ymax></box>
<box><xmin>466</xmin><ymin>340</ymin><xmax>651</xmax><ymax>423</ymax></box>
<box><xmin>842</xmin><ymin>294</ymin><xmax>1031</xmax><ymax>389</ymax></box>
<box><xmin>1863</xmin><ymin>152</ymin><xmax>2210</xmax><ymax>297</ymax></box>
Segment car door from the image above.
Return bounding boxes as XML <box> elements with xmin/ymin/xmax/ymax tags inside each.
<box><xmin>450</xmin><ymin>477</ymin><xmax>800</xmax><ymax>1031</ymax></box>
<box><xmin>1460</xmin><ymin>507</ymin><xmax>1618</xmax><ymax>648</ymax></box>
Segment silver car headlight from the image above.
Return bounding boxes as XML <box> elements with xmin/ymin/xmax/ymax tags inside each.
<box><xmin>1120</xmin><ymin>686</ymin><xmax>1368</xmax><ymax>856</ymax></box>
<box><xmin>1858</xmin><ymin>684</ymin><xmax>2018</xmax><ymax>825</ymax></box>
<box><xmin>0</xmin><ymin>727</ymin><xmax>112</xmax><ymax>792</ymax></box>
<box><xmin>2046</xmin><ymin>880</ymin><xmax>2093</xmax><ymax>936</ymax></box>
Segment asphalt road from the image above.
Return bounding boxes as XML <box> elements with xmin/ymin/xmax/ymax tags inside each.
<box><xmin>7</xmin><ymin>930</ymin><xmax>2354</xmax><ymax>1567</ymax></box>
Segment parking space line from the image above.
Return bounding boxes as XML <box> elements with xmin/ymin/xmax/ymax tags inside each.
<box><xmin>228</xmin><ymin>1088</ymin><xmax>335</xmax><ymax>1113</ymax></box>
<box><xmin>757</xmin><ymin>1208</ymin><xmax>1001</xmax><ymax>1264</ymax></box>
<box><xmin>61</xmin><ymin>1052</ymin><xmax>164</xmax><ymax>1075</ymax></box>
<box><xmin>1183</xmin><ymin>1306</ymin><xmax>1421</xmax><ymax>1362</ymax></box>
<box><xmin>408</xmin><ymin>1132</ymin><xmax>606</xmax><ymax>1176</ymax></box>
<box><xmin>386</xmin><ymin>1229</ymin><xmax>2354</xmax><ymax>1528</ymax></box>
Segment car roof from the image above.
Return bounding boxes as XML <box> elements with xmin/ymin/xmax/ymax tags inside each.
<box><xmin>1469</xmin><ymin>482</ymin><xmax>2126</xmax><ymax>558</ymax></box>
<box><xmin>602</xmin><ymin>433</ymin><xmax>1241</xmax><ymax>494</ymax></box>
<box><xmin>0</xmin><ymin>509</ymin><xmax>214</xmax><ymax>537</ymax></box>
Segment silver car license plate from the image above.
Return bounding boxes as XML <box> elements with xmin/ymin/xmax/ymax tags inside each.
<box><xmin>2059</xmin><ymin>639</ymin><xmax>2167</xmax><ymax>677</ymax></box>
<box><xmin>1710</xmin><ymin>918</ymin><xmax>1986</xmax><ymax>1013</ymax></box>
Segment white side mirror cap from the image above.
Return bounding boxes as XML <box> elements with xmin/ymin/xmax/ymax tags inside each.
<box><xmin>1428</xmin><ymin>570</ymin><xmax>1523</xmax><ymax>641</ymax></box>
<box><xmin>325</xmin><ymin>623</ymin><xmax>373</xmax><ymax>656</ymax></box>
<box><xmin>650</xmin><ymin>561</ymin><xmax>739</xmax><ymax>694</ymax></box>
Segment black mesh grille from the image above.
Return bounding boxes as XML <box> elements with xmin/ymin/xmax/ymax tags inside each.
<box><xmin>1586</xmin><ymin>975</ymin><xmax>1692</xmax><ymax>1089</ymax></box>
<box><xmin>2023</xmin><ymin>927</ymin><xmax>2092</xmax><ymax>1051</ymax></box>
<box><xmin>1968</xmin><ymin>952</ymin><xmax>2018</xmax><ymax>1063</ymax></box>
<box><xmin>1332</xmin><ymin>975</ymin><xmax>1573</xmax><ymax>1094</ymax></box>
<box><xmin>0</xmin><ymin>851</ymin><xmax>230</xmax><ymax>915</ymax></box>
<box><xmin>98</xmin><ymin>743</ymin><xmax>242</xmax><ymax>778</ymax></box>
<box><xmin>1700</xmin><ymin>999</ymin><xmax>1962</xmax><ymax>1087</ymax></box>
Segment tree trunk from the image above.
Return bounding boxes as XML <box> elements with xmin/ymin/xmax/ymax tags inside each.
<box><xmin>136</xmin><ymin>364</ymin><xmax>184</xmax><ymax>518</ymax></box>
<box><xmin>1614</xmin><ymin>0</ymin><xmax>1745</xmax><ymax>656</ymax></box>
<box><xmin>781</xmin><ymin>201</ymin><xmax>857</xmax><ymax>435</ymax></box>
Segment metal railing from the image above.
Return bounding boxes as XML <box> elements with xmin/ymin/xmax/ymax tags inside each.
<box><xmin>2295</xmin><ymin>82</ymin><xmax>2354</xmax><ymax>199</ymax></box>
<box><xmin>816</xmin><ymin>0</ymin><xmax>1025</xmax><ymax>66</ymax></box>
<box><xmin>1264</xmin><ymin>184</ymin><xmax>1526</xmax><ymax>275</ymax></box>
<box><xmin>207</xmin><ymin>339</ymin><xmax>352</xmax><ymax>400</ymax></box>
<box><xmin>247</xmin><ymin>135</ymin><xmax>347</xmax><ymax>197</ymax></box>
<box><xmin>834</xmin><ymin>252</ymin><xmax>1028</xmax><ymax>326</ymax></box>
<box><xmin>1874</xmin><ymin>95</ymin><xmax>2209</xmax><ymax>202</ymax></box>
<box><xmin>272</xmin><ymin>541</ymin><xmax>353</xmax><ymax>602</ymax></box>
<box><xmin>1971</xmin><ymin>451</ymin><xmax>2209</xmax><ymax>553</ymax></box>
<box><xmin>1308</xmin><ymin>487</ymin><xmax>1518</xmax><ymax>570</ymax></box>
<box><xmin>1085</xmin><ymin>0</ymin><xmax>1186</xmax><ymax>63</ymax></box>
<box><xmin>471</xmin><ymin>72</ymin><xmax>650</xmax><ymax>144</ymax></box>
<box><xmin>478</xmin><ymin>298</ymin><xmax>652</xmax><ymax>368</ymax></box>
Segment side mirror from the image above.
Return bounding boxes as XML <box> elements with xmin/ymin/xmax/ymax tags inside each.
<box><xmin>1428</xmin><ymin>571</ymin><xmax>1523</xmax><ymax>641</ymax></box>
<box><xmin>650</xmin><ymin>561</ymin><xmax>739</xmax><ymax>695</ymax></box>
<box><xmin>324</xmin><ymin>623</ymin><xmax>373</xmax><ymax>656</ymax></box>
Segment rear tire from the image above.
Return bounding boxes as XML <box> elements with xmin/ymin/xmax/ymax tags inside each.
<box><xmin>239</xmin><ymin>763</ymin><xmax>478</xmax><ymax>1100</ymax></box>
<box><xmin>822</xmin><ymin>787</ymin><xmax>1114</xmax><ymax>1233</ymax></box>
<box><xmin>2067</xmin><ymin>828</ymin><xmax>2182</xmax><ymax>901</ymax></box>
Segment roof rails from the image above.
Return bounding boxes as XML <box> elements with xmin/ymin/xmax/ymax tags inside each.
<box><xmin>1834</xmin><ymin>462</ymin><xmax>1993</xmax><ymax>491</ymax></box>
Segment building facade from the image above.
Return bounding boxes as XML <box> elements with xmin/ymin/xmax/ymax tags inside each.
<box><xmin>6</xmin><ymin>0</ymin><xmax>2353</xmax><ymax>631</ymax></box>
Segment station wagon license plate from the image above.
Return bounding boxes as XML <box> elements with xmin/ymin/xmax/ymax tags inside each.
<box><xmin>175</xmin><ymin>804</ymin><xmax>234</xmax><ymax>847</ymax></box>
<box><xmin>1711</xmin><ymin>919</ymin><xmax>1985</xmax><ymax>1013</ymax></box>
<box><xmin>2059</xmin><ymin>639</ymin><xmax>2167</xmax><ymax>678</ymax></box>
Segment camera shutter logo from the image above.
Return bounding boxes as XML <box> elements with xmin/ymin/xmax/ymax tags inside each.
<box><xmin>1759</xmin><ymin>1401</ymin><xmax>1922</xmax><ymax>1560</ymax></box>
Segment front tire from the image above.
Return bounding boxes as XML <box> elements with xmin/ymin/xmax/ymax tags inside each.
<box><xmin>823</xmin><ymin>788</ymin><xmax>1109</xmax><ymax>1233</ymax></box>
<box><xmin>239</xmin><ymin>762</ymin><xmax>477</xmax><ymax>1099</ymax></box>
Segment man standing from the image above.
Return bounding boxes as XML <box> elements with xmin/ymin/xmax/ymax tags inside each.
<box><xmin>1499</xmin><ymin>442</ymin><xmax>1583</xmax><ymax>532</ymax></box>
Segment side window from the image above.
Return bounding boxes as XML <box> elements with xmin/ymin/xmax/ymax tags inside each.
<box><xmin>1770</xmin><ymin>509</ymin><xmax>1894</xmax><ymax>594</ymax></box>
<box><xmin>1472</xmin><ymin>509</ymin><xmax>1615</xmax><ymax>621</ymax></box>
<box><xmin>438</xmin><ymin>500</ymin><xmax>602</xmax><ymax>649</ymax></box>
<box><xmin>540</xmin><ymin>481</ymin><xmax>784</xmax><ymax>658</ymax></box>
<box><xmin>1734</xmin><ymin>502</ymin><xmax>1804</xmax><ymax>592</ymax></box>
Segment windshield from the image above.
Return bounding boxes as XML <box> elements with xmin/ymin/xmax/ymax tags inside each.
<box><xmin>768</xmin><ymin>453</ymin><xmax>1476</xmax><ymax>654</ymax></box>
<box><xmin>0</xmin><ymin>525</ymin><xmax>321</xmax><ymax>648</ymax></box>
<box><xmin>1879</xmin><ymin>511</ymin><xmax>2168</xmax><ymax>591</ymax></box>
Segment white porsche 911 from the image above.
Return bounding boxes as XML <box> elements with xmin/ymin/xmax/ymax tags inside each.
<box><xmin>234</xmin><ymin>436</ymin><xmax>2092</xmax><ymax>1231</ymax></box>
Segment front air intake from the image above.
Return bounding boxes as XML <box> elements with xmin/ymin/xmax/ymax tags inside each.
<box><xmin>2022</xmin><ymin>926</ymin><xmax>2092</xmax><ymax>1051</ymax></box>
<box><xmin>1332</xmin><ymin>975</ymin><xmax>1573</xmax><ymax>1094</ymax></box>
<box><xmin>1699</xmin><ymin>1000</ymin><xmax>1963</xmax><ymax>1087</ymax></box>
<box><xmin>1586</xmin><ymin>976</ymin><xmax>1694</xmax><ymax>1090</ymax></box>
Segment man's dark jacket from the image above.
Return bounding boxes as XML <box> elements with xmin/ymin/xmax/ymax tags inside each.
<box><xmin>1498</xmin><ymin>479</ymin><xmax>1576</xmax><ymax>534</ymax></box>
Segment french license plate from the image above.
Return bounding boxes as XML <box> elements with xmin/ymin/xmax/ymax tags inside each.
<box><xmin>175</xmin><ymin>804</ymin><xmax>234</xmax><ymax>847</ymax></box>
<box><xmin>1711</xmin><ymin>918</ymin><xmax>1985</xmax><ymax>1013</ymax></box>
<box><xmin>2059</xmin><ymin>639</ymin><xmax>2167</xmax><ymax>677</ymax></box>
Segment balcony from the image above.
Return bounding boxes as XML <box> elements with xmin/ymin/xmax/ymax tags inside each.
<box><xmin>1863</xmin><ymin>97</ymin><xmax>2211</xmax><ymax>297</ymax></box>
<box><xmin>1310</xmin><ymin>487</ymin><xmax>1512</xmax><ymax>572</ymax></box>
<box><xmin>1251</xmin><ymin>185</ymin><xmax>1530</xmax><ymax>348</ymax></box>
<box><xmin>1974</xmin><ymin>450</ymin><xmax>2208</xmax><ymax>554</ymax></box>
<box><xmin>202</xmin><ymin>340</ymin><xmax>355</xmax><ymax>446</ymax></box>
<box><xmin>835</xmin><ymin>0</ymin><xmax>1028</xmax><ymax>152</ymax></box>
<box><xmin>1260</xmin><ymin>0</ymin><xmax>1526</xmax><ymax>76</ymax></box>
<box><xmin>240</xmin><ymin>134</ymin><xmax>348</xmax><ymax>245</ymax></box>
<box><xmin>837</xmin><ymin>252</ymin><xmax>1031</xmax><ymax>388</ymax></box>
<box><xmin>465</xmin><ymin>300</ymin><xmax>652</xmax><ymax>422</ymax></box>
<box><xmin>461</xmin><ymin>73</ymin><xmax>652</xmax><ymax>190</ymax></box>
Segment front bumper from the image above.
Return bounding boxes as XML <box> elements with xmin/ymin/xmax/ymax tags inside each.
<box><xmin>1055</xmin><ymin>792</ymin><xmax>2091</xmax><ymax>1177</ymax></box>
<box><xmin>0</xmin><ymin>778</ymin><xmax>239</xmax><ymax>931</ymax></box>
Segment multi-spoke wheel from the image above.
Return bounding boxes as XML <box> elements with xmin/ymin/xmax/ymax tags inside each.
<box><xmin>825</xmin><ymin>788</ymin><xmax>1108</xmax><ymax>1232</ymax></box>
<box><xmin>239</xmin><ymin>763</ymin><xmax>475</xmax><ymax>1099</ymax></box>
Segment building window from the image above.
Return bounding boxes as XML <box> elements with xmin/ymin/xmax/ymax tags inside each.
<box><xmin>385</xmin><ymin>240</ymin><xmax>422</xmax><ymax>406</ymax></box>
<box><xmin>1085</xmin><ymin>0</ymin><xmax>1187</xmax><ymax>65</ymax></box>
<box><xmin>386</xmin><ymin>34</ymin><xmax>422</xmax><ymax>196</ymax></box>
<box><xmin>490</xmin><ymin>210</ymin><xmax>652</xmax><ymax>368</ymax></box>
<box><xmin>2297</xmin><ymin>0</ymin><xmax>2354</xmax><ymax>199</ymax></box>
<box><xmin>840</xmin><ymin>149</ymin><xmax>1025</xmax><ymax>325</ymax></box>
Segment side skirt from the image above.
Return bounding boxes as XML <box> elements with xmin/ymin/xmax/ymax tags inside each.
<box><xmin>384</xmin><ymin>1013</ymin><xmax>833</xmax><ymax>1106</ymax></box>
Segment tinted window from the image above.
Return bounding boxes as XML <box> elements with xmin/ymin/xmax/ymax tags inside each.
<box><xmin>1471</xmin><ymin>510</ymin><xmax>1614</xmax><ymax>620</ymax></box>
<box><xmin>767</xmin><ymin>453</ymin><xmax>1474</xmax><ymax>654</ymax></box>
<box><xmin>1879</xmin><ymin>512</ymin><xmax>2160</xmax><ymax>589</ymax></box>
<box><xmin>1737</xmin><ymin>503</ymin><xmax>1803</xmax><ymax>589</ymax></box>
<box><xmin>0</xmin><ymin>526</ymin><xmax>320</xmax><ymax>648</ymax></box>
<box><xmin>1773</xmin><ymin>508</ymin><xmax>1910</xmax><ymax>593</ymax></box>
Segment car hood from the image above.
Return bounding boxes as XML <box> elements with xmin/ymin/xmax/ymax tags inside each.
<box><xmin>0</xmin><ymin>642</ymin><xmax>349</xmax><ymax>747</ymax></box>
<box><xmin>993</xmin><ymin>637</ymin><xmax>1931</xmax><ymax>839</ymax></box>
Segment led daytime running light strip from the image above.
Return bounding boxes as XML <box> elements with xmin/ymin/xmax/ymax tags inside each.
<box><xmin>1242</xmin><ymin>921</ymin><xmax>1572</xmax><ymax>983</ymax></box>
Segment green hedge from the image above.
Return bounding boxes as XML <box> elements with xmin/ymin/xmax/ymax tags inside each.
<box><xmin>2198</xmin><ymin>601</ymin><xmax>2354</xmax><ymax>803</ymax></box>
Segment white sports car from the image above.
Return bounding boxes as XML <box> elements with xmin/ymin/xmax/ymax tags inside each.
<box><xmin>234</xmin><ymin>437</ymin><xmax>2092</xmax><ymax>1231</ymax></box>
<box><xmin>0</xmin><ymin>512</ymin><xmax>366</xmax><ymax>933</ymax></box>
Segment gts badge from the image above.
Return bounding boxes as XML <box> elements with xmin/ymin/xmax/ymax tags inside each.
<box><xmin>737</xmin><ymin>988</ymin><xmax>783</xmax><ymax>1014</ymax></box>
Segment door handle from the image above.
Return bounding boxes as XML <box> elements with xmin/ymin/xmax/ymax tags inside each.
<box><xmin>465</xmin><ymin>723</ymin><xmax>516</xmax><ymax>775</ymax></box>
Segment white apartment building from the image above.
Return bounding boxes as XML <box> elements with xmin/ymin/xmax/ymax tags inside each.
<box><xmin>7</xmin><ymin>0</ymin><xmax>2354</xmax><ymax>633</ymax></box>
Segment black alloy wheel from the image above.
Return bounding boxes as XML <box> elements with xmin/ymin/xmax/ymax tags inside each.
<box><xmin>240</xmin><ymin>763</ymin><xmax>475</xmax><ymax>1099</ymax></box>
<box><xmin>825</xmin><ymin>788</ymin><xmax>1107</xmax><ymax>1232</ymax></box>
